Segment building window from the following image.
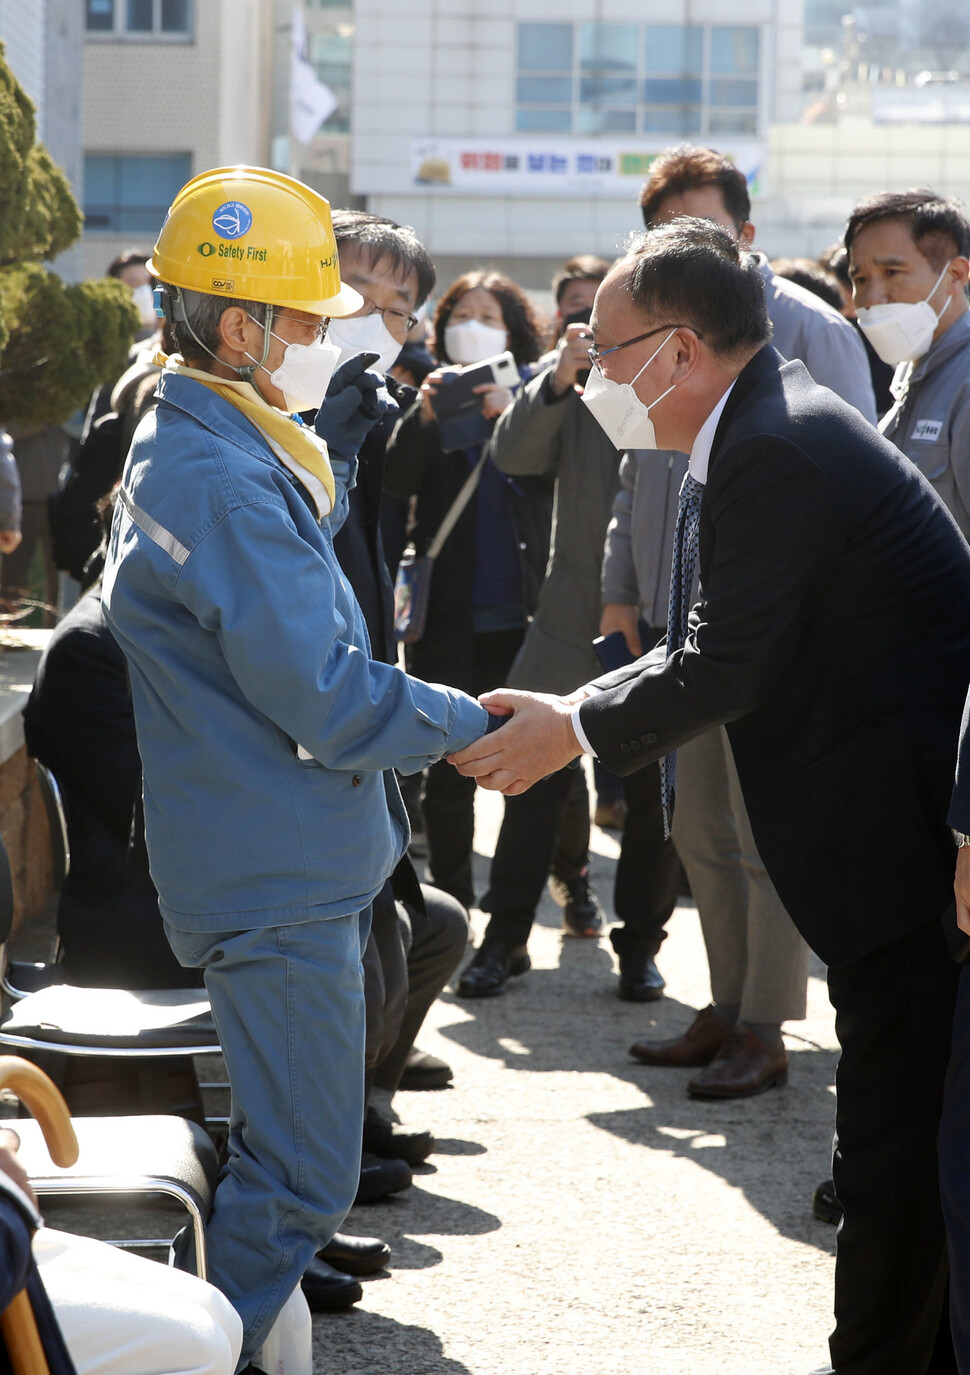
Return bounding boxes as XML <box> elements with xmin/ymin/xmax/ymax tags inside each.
<box><xmin>85</xmin><ymin>0</ymin><xmax>193</xmax><ymax>40</ymax></box>
<box><xmin>311</xmin><ymin>30</ymin><xmax>352</xmax><ymax>134</ymax></box>
<box><xmin>83</xmin><ymin>153</ymin><xmax>192</xmax><ymax>233</ymax></box>
<box><xmin>515</xmin><ymin>21</ymin><xmax>761</xmax><ymax>138</ymax></box>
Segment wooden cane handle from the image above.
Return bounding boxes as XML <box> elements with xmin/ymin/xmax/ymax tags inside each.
<box><xmin>0</xmin><ymin>1291</ymin><xmax>48</xmax><ymax>1374</ymax></box>
<box><xmin>0</xmin><ymin>1059</ymin><xmax>77</xmax><ymax>1168</ymax></box>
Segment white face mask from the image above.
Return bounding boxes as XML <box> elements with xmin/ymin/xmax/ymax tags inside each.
<box><xmin>444</xmin><ymin>318</ymin><xmax>508</xmax><ymax>365</ymax></box>
<box><xmin>131</xmin><ymin>283</ymin><xmax>157</xmax><ymax>330</ymax></box>
<box><xmin>856</xmin><ymin>260</ymin><xmax>953</xmax><ymax>365</ymax></box>
<box><xmin>581</xmin><ymin>330</ymin><xmax>677</xmax><ymax>451</ymax></box>
<box><xmin>247</xmin><ymin>318</ymin><xmax>342</xmax><ymax>412</ymax></box>
<box><xmin>325</xmin><ymin>312</ymin><xmax>403</xmax><ymax>375</ymax></box>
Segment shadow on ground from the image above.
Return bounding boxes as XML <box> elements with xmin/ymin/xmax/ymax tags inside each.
<box><xmin>312</xmin><ymin>1306</ymin><xmax>474</xmax><ymax>1375</ymax></box>
<box><xmin>437</xmin><ymin>884</ymin><xmax>839</xmax><ymax>1255</ymax></box>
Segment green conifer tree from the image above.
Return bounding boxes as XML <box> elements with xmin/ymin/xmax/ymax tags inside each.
<box><xmin>0</xmin><ymin>42</ymin><xmax>138</xmax><ymax>426</ymax></box>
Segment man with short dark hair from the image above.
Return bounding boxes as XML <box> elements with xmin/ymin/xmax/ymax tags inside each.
<box><xmin>325</xmin><ymin>210</ymin><xmax>473</xmax><ymax>1150</ymax></box>
<box><xmin>610</xmin><ymin>146</ymin><xmax>847</xmax><ymax>1092</ymax></box>
<box><xmin>451</xmin><ymin>218</ymin><xmax>970</xmax><ymax>1373</ymax></box>
<box><xmin>845</xmin><ymin>188</ymin><xmax>970</xmax><ymax>538</ymax></box>
<box><xmin>640</xmin><ymin>144</ymin><xmax>876</xmax><ymax>421</ymax></box>
<box><xmin>550</xmin><ymin>254</ymin><xmax>612</xmax><ymax>335</ymax></box>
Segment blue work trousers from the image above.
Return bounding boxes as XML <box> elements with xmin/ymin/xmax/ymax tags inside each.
<box><xmin>165</xmin><ymin>913</ymin><xmax>367</xmax><ymax>1368</ymax></box>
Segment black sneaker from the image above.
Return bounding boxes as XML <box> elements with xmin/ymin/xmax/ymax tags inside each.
<box><xmin>355</xmin><ymin>1151</ymin><xmax>412</xmax><ymax>1204</ymax></box>
<box><xmin>548</xmin><ymin>870</ymin><xmax>604</xmax><ymax>937</ymax></box>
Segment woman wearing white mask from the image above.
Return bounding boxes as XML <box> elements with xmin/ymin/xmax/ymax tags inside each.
<box><xmin>385</xmin><ymin>271</ymin><xmax>550</xmax><ymax>913</ymax></box>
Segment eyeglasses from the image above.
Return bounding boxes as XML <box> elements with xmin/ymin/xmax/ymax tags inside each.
<box><xmin>587</xmin><ymin>323</ymin><xmax>702</xmax><ymax>368</ymax></box>
<box><xmin>357</xmin><ymin>293</ymin><xmax>420</xmax><ymax>335</ymax></box>
<box><xmin>272</xmin><ymin>312</ymin><xmax>330</xmax><ymax>343</ymax></box>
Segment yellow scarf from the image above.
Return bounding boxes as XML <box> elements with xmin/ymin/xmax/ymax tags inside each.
<box><xmin>155</xmin><ymin>352</ymin><xmax>335</xmax><ymax>519</ymax></box>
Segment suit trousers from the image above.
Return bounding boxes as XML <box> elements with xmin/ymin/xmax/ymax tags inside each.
<box><xmin>480</xmin><ymin>761</ymin><xmax>590</xmax><ymax>946</ymax></box>
<box><xmin>611</xmin><ymin>758</ymin><xmax>681</xmax><ymax>959</ymax></box>
<box><xmin>422</xmin><ymin>628</ymin><xmax>524</xmax><ymax>909</ymax></box>
<box><xmin>828</xmin><ymin>920</ymin><xmax>959</xmax><ymax>1375</ymax></box>
<box><xmin>670</xmin><ymin>725</ymin><xmax>809</xmax><ymax>1024</ymax></box>
<box><xmin>938</xmin><ymin>961</ymin><xmax>970</xmax><ymax>1374</ymax></box>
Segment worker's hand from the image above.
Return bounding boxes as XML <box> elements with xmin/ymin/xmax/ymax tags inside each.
<box><xmin>955</xmin><ymin>844</ymin><xmax>970</xmax><ymax>935</ymax></box>
<box><xmin>448</xmin><ymin>689</ymin><xmax>586</xmax><ymax>794</ymax></box>
<box><xmin>0</xmin><ymin>1128</ymin><xmax>37</xmax><ymax>1209</ymax></box>
<box><xmin>600</xmin><ymin>603</ymin><xmax>643</xmax><ymax>657</ymax></box>
<box><xmin>549</xmin><ymin>322</ymin><xmax>593</xmax><ymax>397</ymax></box>
<box><xmin>0</xmin><ymin>531</ymin><xmax>21</xmax><ymax>555</ymax></box>
<box><xmin>314</xmin><ymin>355</ymin><xmax>399</xmax><ymax>462</ymax></box>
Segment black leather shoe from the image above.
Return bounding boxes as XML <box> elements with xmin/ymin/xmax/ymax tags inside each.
<box><xmin>548</xmin><ymin>870</ymin><xmax>604</xmax><ymax>937</ymax></box>
<box><xmin>362</xmin><ymin>1106</ymin><xmax>434</xmax><ymax>1165</ymax></box>
<box><xmin>398</xmin><ymin>1046</ymin><xmax>453</xmax><ymax>1091</ymax></box>
<box><xmin>456</xmin><ymin>940</ymin><xmax>530</xmax><ymax>998</ymax></box>
<box><xmin>300</xmin><ymin>1256</ymin><xmax>363</xmax><ymax>1312</ymax></box>
<box><xmin>813</xmin><ymin>1177</ymin><xmax>842</xmax><ymax>1225</ymax></box>
<box><xmin>355</xmin><ymin>1151</ymin><xmax>412</xmax><ymax>1203</ymax></box>
<box><xmin>617</xmin><ymin>949</ymin><xmax>666</xmax><ymax>1003</ymax></box>
<box><xmin>319</xmin><ymin>1231</ymin><xmax>391</xmax><ymax>1276</ymax></box>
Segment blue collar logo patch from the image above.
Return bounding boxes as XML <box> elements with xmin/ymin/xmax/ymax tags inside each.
<box><xmin>213</xmin><ymin>201</ymin><xmax>253</xmax><ymax>240</ymax></box>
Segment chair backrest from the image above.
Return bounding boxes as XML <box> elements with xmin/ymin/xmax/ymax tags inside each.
<box><xmin>34</xmin><ymin>763</ymin><xmax>69</xmax><ymax>887</ymax></box>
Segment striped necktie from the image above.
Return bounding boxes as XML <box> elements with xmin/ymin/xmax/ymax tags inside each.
<box><xmin>659</xmin><ymin>472</ymin><xmax>704</xmax><ymax>835</ymax></box>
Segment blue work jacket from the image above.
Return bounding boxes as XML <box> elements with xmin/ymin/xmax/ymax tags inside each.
<box><xmin>102</xmin><ymin>372</ymin><xmax>488</xmax><ymax>932</ymax></box>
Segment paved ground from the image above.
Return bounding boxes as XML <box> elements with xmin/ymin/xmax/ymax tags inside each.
<box><xmin>315</xmin><ymin>787</ymin><xmax>840</xmax><ymax>1375</ymax></box>
<box><xmin>17</xmin><ymin>784</ymin><xmax>841</xmax><ymax>1375</ymax></box>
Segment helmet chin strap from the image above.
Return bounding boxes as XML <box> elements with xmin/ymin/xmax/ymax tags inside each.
<box><xmin>169</xmin><ymin>286</ymin><xmax>275</xmax><ymax>388</ymax></box>
<box><xmin>237</xmin><ymin>305</ymin><xmax>275</xmax><ymax>389</ymax></box>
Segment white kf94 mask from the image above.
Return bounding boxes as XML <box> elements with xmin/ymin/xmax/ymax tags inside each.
<box><xmin>247</xmin><ymin>320</ymin><xmax>343</xmax><ymax>412</ymax></box>
<box><xmin>581</xmin><ymin>329</ymin><xmax>677</xmax><ymax>450</ymax></box>
<box><xmin>855</xmin><ymin>261</ymin><xmax>953</xmax><ymax>366</ymax></box>
<box><xmin>444</xmin><ymin>318</ymin><xmax>508</xmax><ymax>365</ymax></box>
<box><xmin>326</xmin><ymin>312</ymin><xmax>403</xmax><ymax>376</ymax></box>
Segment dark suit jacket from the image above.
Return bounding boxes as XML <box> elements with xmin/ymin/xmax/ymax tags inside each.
<box><xmin>580</xmin><ymin>345</ymin><xmax>970</xmax><ymax>967</ymax></box>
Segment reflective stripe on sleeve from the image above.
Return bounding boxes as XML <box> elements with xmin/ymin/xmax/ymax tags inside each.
<box><xmin>117</xmin><ymin>485</ymin><xmax>190</xmax><ymax>566</ymax></box>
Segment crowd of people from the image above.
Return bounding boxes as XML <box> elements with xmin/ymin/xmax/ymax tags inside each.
<box><xmin>0</xmin><ymin>141</ymin><xmax>969</xmax><ymax>1374</ymax></box>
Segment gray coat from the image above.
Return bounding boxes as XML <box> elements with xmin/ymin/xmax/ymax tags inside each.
<box><xmin>754</xmin><ymin>254</ymin><xmax>877</xmax><ymax>424</ymax></box>
<box><xmin>601</xmin><ymin>447</ymin><xmax>687</xmax><ymax>631</ymax></box>
<box><xmin>486</xmin><ymin>366</ymin><xmax>622</xmax><ymax>694</ymax></box>
<box><xmin>880</xmin><ymin>311</ymin><xmax>970</xmax><ymax>541</ymax></box>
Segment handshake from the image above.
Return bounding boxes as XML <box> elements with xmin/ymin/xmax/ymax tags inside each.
<box><xmin>447</xmin><ymin>687</ymin><xmax>590</xmax><ymax>795</ymax></box>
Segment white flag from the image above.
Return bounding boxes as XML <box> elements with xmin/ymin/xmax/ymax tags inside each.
<box><xmin>290</xmin><ymin>4</ymin><xmax>339</xmax><ymax>144</ymax></box>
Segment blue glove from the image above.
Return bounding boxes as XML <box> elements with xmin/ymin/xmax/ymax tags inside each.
<box><xmin>313</xmin><ymin>355</ymin><xmax>399</xmax><ymax>464</ymax></box>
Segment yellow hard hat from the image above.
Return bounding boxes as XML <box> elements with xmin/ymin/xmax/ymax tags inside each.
<box><xmin>148</xmin><ymin>165</ymin><xmax>361</xmax><ymax>317</ymax></box>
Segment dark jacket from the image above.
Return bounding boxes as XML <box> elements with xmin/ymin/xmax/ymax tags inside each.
<box><xmin>384</xmin><ymin>394</ymin><xmax>553</xmax><ymax>691</ymax></box>
<box><xmin>329</xmin><ymin>375</ymin><xmax>414</xmax><ymax>665</ymax></box>
<box><xmin>23</xmin><ymin>589</ymin><xmax>201</xmax><ymax>988</ymax></box>
<box><xmin>580</xmin><ymin>346</ymin><xmax>970</xmax><ymax>967</ymax></box>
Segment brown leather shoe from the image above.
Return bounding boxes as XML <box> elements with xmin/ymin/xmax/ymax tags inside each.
<box><xmin>629</xmin><ymin>1005</ymin><xmax>730</xmax><ymax>1067</ymax></box>
<box><xmin>687</xmin><ymin>1025</ymin><xmax>789</xmax><ymax>1099</ymax></box>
